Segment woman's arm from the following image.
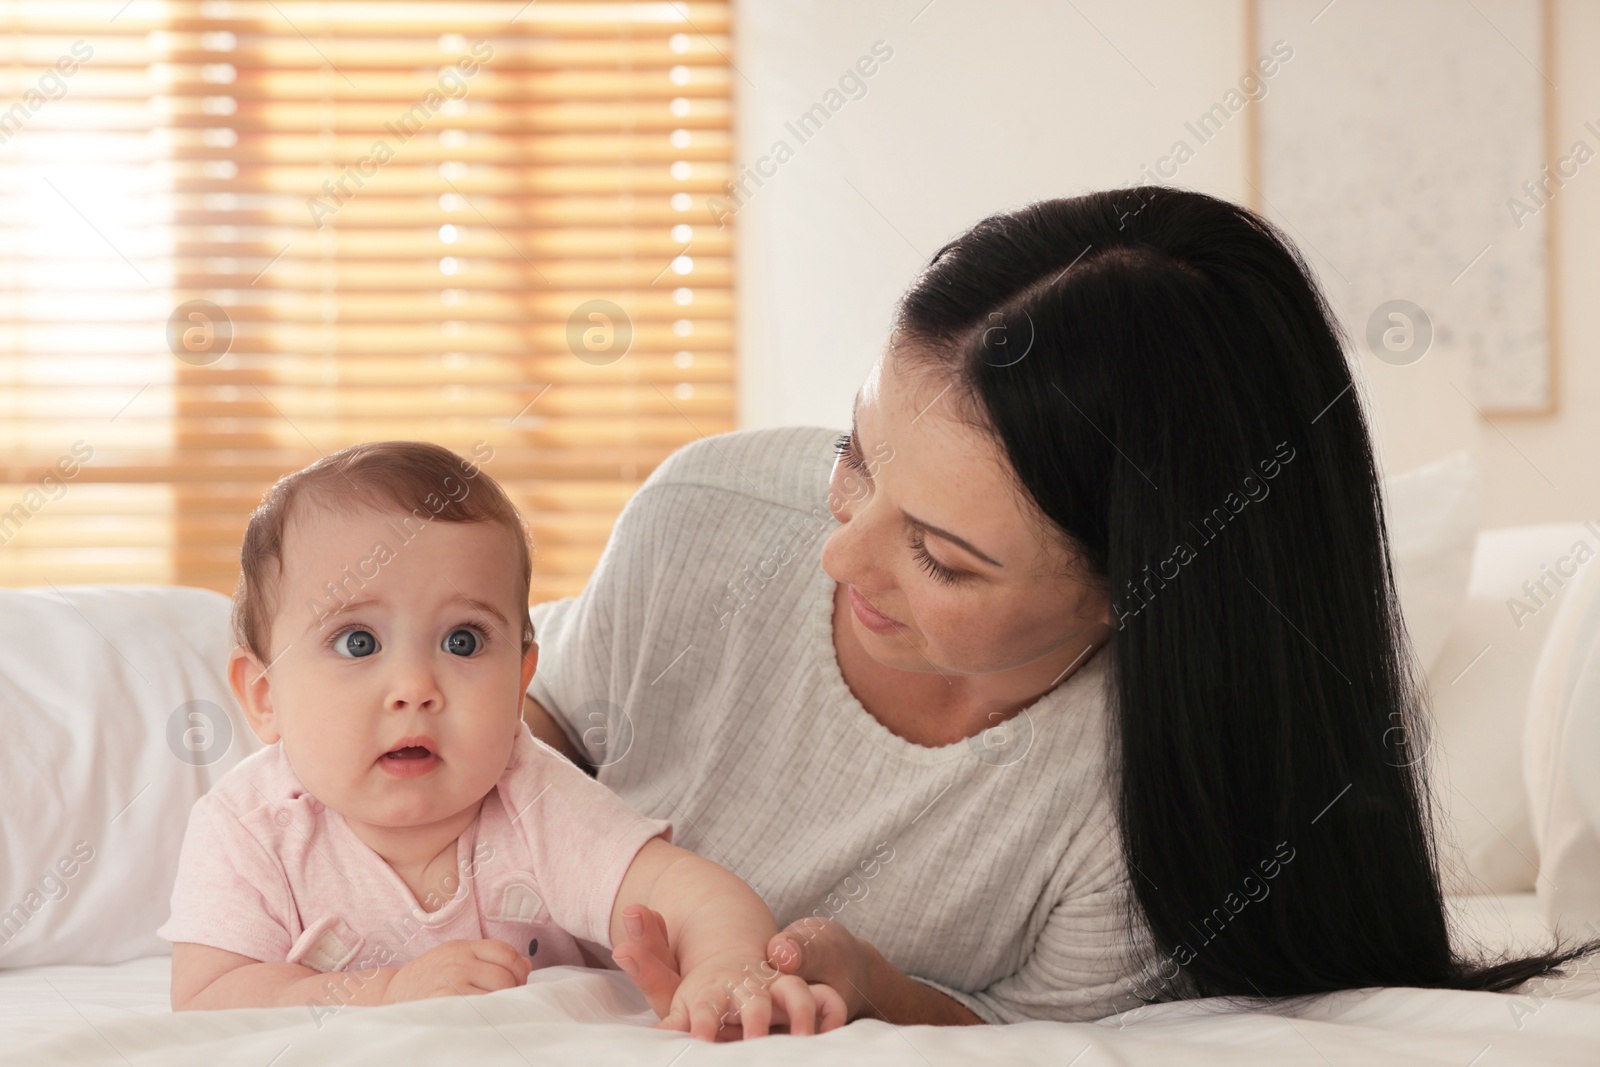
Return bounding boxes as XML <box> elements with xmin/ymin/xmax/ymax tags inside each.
<box><xmin>522</xmin><ymin>692</ymin><xmax>595</xmax><ymax>774</ymax></box>
<box><xmin>764</xmin><ymin>915</ymin><xmax>986</xmax><ymax>1025</ymax></box>
<box><xmin>829</xmin><ymin>932</ymin><xmax>984</xmax><ymax>1026</ymax></box>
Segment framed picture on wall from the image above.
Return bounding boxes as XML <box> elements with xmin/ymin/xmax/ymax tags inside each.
<box><xmin>1247</xmin><ymin>0</ymin><xmax>1559</xmax><ymax>416</ymax></box>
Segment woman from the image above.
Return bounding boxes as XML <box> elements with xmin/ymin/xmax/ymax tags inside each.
<box><xmin>522</xmin><ymin>186</ymin><xmax>1597</xmax><ymax>1031</ymax></box>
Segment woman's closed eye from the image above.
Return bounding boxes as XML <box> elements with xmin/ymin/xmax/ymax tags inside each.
<box><xmin>908</xmin><ymin>528</ymin><xmax>964</xmax><ymax>585</ymax></box>
<box><xmin>835</xmin><ymin>432</ymin><xmax>869</xmax><ymax>475</ymax></box>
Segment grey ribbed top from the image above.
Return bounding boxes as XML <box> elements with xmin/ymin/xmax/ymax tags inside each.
<box><xmin>526</xmin><ymin>425</ymin><xmax>1148</xmax><ymax>1023</ymax></box>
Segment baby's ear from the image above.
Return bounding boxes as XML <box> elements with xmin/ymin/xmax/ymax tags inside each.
<box><xmin>228</xmin><ymin>644</ymin><xmax>281</xmax><ymax>744</ymax></box>
<box><xmin>519</xmin><ymin>639</ymin><xmax>539</xmax><ymax>694</ymax></box>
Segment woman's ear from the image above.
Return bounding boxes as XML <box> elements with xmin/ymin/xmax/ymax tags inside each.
<box><xmin>1085</xmin><ymin>580</ymin><xmax>1116</xmax><ymax>631</ymax></box>
<box><xmin>228</xmin><ymin>644</ymin><xmax>281</xmax><ymax>744</ymax></box>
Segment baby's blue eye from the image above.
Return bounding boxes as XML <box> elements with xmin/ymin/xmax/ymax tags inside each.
<box><xmin>444</xmin><ymin>628</ymin><xmax>479</xmax><ymax>656</ymax></box>
<box><xmin>335</xmin><ymin>629</ymin><xmax>379</xmax><ymax>658</ymax></box>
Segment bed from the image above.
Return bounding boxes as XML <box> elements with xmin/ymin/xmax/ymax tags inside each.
<box><xmin>4</xmin><ymin>479</ymin><xmax>1600</xmax><ymax>1063</ymax></box>
<box><xmin>2</xmin><ymin>897</ymin><xmax>1597</xmax><ymax>1066</ymax></box>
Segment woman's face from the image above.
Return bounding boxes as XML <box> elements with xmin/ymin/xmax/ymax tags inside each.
<box><xmin>821</xmin><ymin>350</ymin><xmax>1113</xmax><ymax>677</ymax></box>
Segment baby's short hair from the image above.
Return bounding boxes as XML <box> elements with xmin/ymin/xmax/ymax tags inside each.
<box><xmin>232</xmin><ymin>441</ymin><xmax>534</xmax><ymax>661</ymax></box>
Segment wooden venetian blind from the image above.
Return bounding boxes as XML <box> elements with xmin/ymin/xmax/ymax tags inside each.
<box><xmin>0</xmin><ymin>0</ymin><xmax>733</xmax><ymax>602</ymax></box>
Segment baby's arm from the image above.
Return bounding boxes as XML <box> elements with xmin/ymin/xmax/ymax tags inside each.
<box><xmin>172</xmin><ymin>939</ymin><xmax>530</xmax><ymax>1010</ymax></box>
<box><xmin>611</xmin><ymin>837</ymin><xmax>844</xmax><ymax>1039</ymax></box>
<box><xmin>173</xmin><ymin>942</ymin><xmax>351</xmax><ymax>1010</ymax></box>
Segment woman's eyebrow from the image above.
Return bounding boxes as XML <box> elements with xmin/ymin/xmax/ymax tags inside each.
<box><xmin>900</xmin><ymin>511</ymin><xmax>1004</xmax><ymax>568</ymax></box>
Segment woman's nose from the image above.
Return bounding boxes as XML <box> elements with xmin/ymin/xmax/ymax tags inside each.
<box><xmin>826</xmin><ymin>460</ymin><xmax>870</xmax><ymax>525</ymax></box>
<box><xmin>820</xmin><ymin>487</ymin><xmax>889</xmax><ymax>588</ymax></box>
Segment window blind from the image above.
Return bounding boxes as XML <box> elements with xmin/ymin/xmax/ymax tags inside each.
<box><xmin>0</xmin><ymin>0</ymin><xmax>734</xmax><ymax>602</ymax></box>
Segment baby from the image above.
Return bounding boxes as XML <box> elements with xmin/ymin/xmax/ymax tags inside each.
<box><xmin>159</xmin><ymin>441</ymin><xmax>843</xmax><ymax>1040</ymax></box>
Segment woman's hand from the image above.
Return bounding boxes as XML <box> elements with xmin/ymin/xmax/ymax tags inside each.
<box><xmin>612</xmin><ymin>906</ymin><xmax>850</xmax><ymax>1039</ymax></box>
<box><xmin>766</xmin><ymin>917</ymin><xmax>876</xmax><ymax>1020</ymax></box>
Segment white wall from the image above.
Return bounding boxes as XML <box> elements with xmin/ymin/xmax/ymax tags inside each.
<box><xmin>730</xmin><ymin>0</ymin><xmax>1250</xmax><ymax>424</ymax></box>
<box><xmin>730</xmin><ymin>0</ymin><xmax>1600</xmax><ymax>528</ymax></box>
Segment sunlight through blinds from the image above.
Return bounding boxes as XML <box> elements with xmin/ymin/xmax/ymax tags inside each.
<box><xmin>0</xmin><ymin>0</ymin><xmax>735</xmax><ymax>601</ymax></box>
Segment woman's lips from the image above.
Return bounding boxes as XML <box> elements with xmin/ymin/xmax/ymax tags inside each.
<box><xmin>849</xmin><ymin>586</ymin><xmax>904</xmax><ymax>634</ymax></box>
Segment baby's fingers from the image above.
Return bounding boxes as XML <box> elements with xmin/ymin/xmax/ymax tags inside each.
<box><xmin>689</xmin><ymin>998</ymin><xmax>725</xmax><ymax>1042</ymax></box>
<box><xmin>768</xmin><ymin>975</ymin><xmax>817</xmax><ymax>1036</ymax></box>
<box><xmin>468</xmin><ymin>939</ymin><xmax>533</xmax><ymax>983</ymax></box>
<box><xmin>653</xmin><ymin>1005</ymin><xmax>690</xmax><ymax>1033</ymax></box>
<box><xmin>465</xmin><ymin>960</ymin><xmax>524</xmax><ymax>994</ymax></box>
<box><xmin>812</xmin><ymin>982</ymin><xmax>848</xmax><ymax>1032</ymax></box>
<box><xmin>736</xmin><ymin>990</ymin><xmax>772</xmax><ymax>1040</ymax></box>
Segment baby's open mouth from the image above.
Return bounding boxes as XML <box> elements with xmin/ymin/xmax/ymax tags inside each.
<box><xmin>378</xmin><ymin>737</ymin><xmax>440</xmax><ymax>777</ymax></box>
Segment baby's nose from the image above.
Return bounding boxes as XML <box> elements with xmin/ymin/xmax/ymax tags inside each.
<box><xmin>385</xmin><ymin>666</ymin><xmax>443</xmax><ymax>711</ymax></box>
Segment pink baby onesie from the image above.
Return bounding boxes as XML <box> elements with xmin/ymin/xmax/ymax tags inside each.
<box><xmin>158</xmin><ymin>727</ymin><xmax>673</xmax><ymax>977</ymax></box>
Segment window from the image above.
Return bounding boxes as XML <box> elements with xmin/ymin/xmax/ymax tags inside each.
<box><xmin>0</xmin><ymin>0</ymin><xmax>733</xmax><ymax>601</ymax></box>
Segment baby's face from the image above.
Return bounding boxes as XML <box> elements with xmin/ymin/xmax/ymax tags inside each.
<box><xmin>239</xmin><ymin>502</ymin><xmax>535</xmax><ymax>834</ymax></box>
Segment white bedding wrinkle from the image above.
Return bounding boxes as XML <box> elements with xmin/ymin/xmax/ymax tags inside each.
<box><xmin>1</xmin><ymin>953</ymin><xmax>1598</xmax><ymax>1066</ymax></box>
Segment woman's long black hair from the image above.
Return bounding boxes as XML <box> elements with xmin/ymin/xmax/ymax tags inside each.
<box><xmin>893</xmin><ymin>186</ymin><xmax>1598</xmax><ymax>1000</ymax></box>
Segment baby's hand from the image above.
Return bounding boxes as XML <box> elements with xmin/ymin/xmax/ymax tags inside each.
<box><xmin>720</xmin><ymin>980</ymin><xmax>847</xmax><ymax>1041</ymax></box>
<box><xmin>659</xmin><ymin>952</ymin><xmax>846</xmax><ymax>1040</ymax></box>
<box><xmin>381</xmin><ymin>939</ymin><xmax>532</xmax><ymax>1003</ymax></box>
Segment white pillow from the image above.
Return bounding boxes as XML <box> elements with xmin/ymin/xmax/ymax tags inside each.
<box><xmin>1523</xmin><ymin>530</ymin><xmax>1600</xmax><ymax>935</ymax></box>
<box><xmin>1384</xmin><ymin>450</ymin><xmax>1480</xmax><ymax>673</ymax></box>
<box><xmin>1427</xmin><ymin>524</ymin><xmax>1594</xmax><ymax>895</ymax></box>
<box><xmin>0</xmin><ymin>585</ymin><xmax>257</xmax><ymax>967</ymax></box>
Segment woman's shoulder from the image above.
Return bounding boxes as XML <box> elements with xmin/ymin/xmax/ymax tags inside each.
<box><xmin>635</xmin><ymin>426</ymin><xmax>840</xmax><ymax>515</ymax></box>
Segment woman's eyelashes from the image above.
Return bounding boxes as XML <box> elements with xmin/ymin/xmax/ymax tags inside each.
<box><xmin>908</xmin><ymin>528</ymin><xmax>964</xmax><ymax>585</ymax></box>
<box><xmin>324</xmin><ymin>622</ymin><xmax>491</xmax><ymax>658</ymax></box>
<box><xmin>834</xmin><ymin>432</ymin><xmax>870</xmax><ymax>476</ymax></box>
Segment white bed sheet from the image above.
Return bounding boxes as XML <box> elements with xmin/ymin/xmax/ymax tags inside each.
<box><xmin>2</xmin><ymin>895</ymin><xmax>1597</xmax><ymax>1066</ymax></box>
